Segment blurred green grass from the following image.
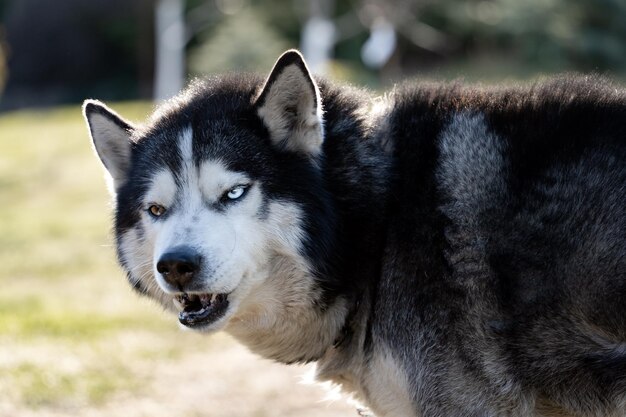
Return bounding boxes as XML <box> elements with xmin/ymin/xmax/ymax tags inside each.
<box><xmin>0</xmin><ymin>103</ymin><xmax>220</xmax><ymax>410</ymax></box>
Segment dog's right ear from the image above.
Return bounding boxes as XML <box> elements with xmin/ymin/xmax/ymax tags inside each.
<box><xmin>255</xmin><ymin>50</ymin><xmax>324</xmax><ymax>157</ymax></box>
<box><xmin>83</xmin><ymin>99</ymin><xmax>134</xmax><ymax>192</ymax></box>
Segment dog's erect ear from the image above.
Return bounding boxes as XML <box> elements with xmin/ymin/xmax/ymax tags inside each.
<box><xmin>83</xmin><ymin>99</ymin><xmax>134</xmax><ymax>191</ymax></box>
<box><xmin>255</xmin><ymin>50</ymin><xmax>324</xmax><ymax>156</ymax></box>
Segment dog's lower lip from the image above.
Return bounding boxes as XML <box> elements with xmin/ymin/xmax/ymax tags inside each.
<box><xmin>175</xmin><ymin>292</ymin><xmax>230</xmax><ymax>327</ymax></box>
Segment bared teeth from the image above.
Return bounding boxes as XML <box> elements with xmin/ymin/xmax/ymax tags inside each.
<box><xmin>175</xmin><ymin>292</ymin><xmax>228</xmax><ymax>316</ymax></box>
<box><xmin>200</xmin><ymin>294</ymin><xmax>211</xmax><ymax>305</ymax></box>
<box><xmin>178</xmin><ymin>293</ymin><xmax>230</xmax><ymax>327</ymax></box>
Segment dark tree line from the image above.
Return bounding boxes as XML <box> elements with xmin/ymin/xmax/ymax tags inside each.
<box><xmin>1</xmin><ymin>0</ymin><xmax>625</xmax><ymax>111</ymax></box>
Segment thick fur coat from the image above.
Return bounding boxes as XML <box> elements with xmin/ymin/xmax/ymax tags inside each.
<box><xmin>84</xmin><ymin>50</ymin><xmax>626</xmax><ymax>416</ymax></box>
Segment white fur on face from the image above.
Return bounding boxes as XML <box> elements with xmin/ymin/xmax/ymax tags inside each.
<box><xmin>118</xmin><ymin>223</ymin><xmax>176</xmax><ymax>311</ymax></box>
<box><xmin>149</xmin><ymin>159</ymin><xmax>264</xmax><ymax>295</ymax></box>
<box><xmin>198</xmin><ymin>161</ymin><xmax>251</xmax><ymax>204</ymax></box>
<box><xmin>119</xmin><ymin>126</ymin><xmax>325</xmax><ymax>338</ymax></box>
<box><xmin>144</xmin><ymin>170</ymin><xmax>177</xmax><ymax>209</ymax></box>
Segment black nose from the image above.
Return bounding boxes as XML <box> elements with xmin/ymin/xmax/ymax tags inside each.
<box><xmin>156</xmin><ymin>247</ymin><xmax>201</xmax><ymax>289</ymax></box>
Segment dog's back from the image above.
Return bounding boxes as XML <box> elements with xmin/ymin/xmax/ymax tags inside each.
<box><xmin>371</xmin><ymin>77</ymin><xmax>626</xmax><ymax>415</ymax></box>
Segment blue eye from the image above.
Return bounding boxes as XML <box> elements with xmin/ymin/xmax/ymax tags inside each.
<box><xmin>225</xmin><ymin>185</ymin><xmax>248</xmax><ymax>201</ymax></box>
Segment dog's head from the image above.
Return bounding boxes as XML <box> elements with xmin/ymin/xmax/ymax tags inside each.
<box><xmin>83</xmin><ymin>51</ymin><xmax>338</xmax><ymax>337</ymax></box>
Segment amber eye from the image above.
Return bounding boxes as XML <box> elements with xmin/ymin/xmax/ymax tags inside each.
<box><xmin>148</xmin><ymin>204</ymin><xmax>167</xmax><ymax>217</ymax></box>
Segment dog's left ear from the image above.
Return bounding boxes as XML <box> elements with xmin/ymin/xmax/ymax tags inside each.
<box><xmin>255</xmin><ymin>50</ymin><xmax>324</xmax><ymax>157</ymax></box>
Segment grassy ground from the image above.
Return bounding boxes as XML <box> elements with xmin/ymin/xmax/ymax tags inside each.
<box><xmin>0</xmin><ymin>104</ymin><xmax>355</xmax><ymax>416</ymax></box>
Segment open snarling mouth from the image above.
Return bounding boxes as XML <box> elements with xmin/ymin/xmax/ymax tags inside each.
<box><xmin>173</xmin><ymin>293</ymin><xmax>230</xmax><ymax>328</ymax></box>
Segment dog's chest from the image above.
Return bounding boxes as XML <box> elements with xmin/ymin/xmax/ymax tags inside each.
<box><xmin>322</xmin><ymin>346</ymin><xmax>417</xmax><ymax>417</ymax></box>
<box><xmin>361</xmin><ymin>348</ymin><xmax>417</xmax><ymax>417</ymax></box>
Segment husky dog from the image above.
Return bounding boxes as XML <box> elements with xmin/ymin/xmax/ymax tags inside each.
<box><xmin>83</xmin><ymin>50</ymin><xmax>626</xmax><ymax>416</ymax></box>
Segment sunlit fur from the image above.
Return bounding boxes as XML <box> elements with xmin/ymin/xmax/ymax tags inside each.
<box><xmin>85</xmin><ymin>50</ymin><xmax>626</xmax><ymax>416</ymax></box>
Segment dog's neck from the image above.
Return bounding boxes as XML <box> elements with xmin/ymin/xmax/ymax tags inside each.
<box><xmin>227</xmin><ymin>82</ymin><xmax>391</xmax><ymax>364</ymax></box>
<box><xmin>225</xmin><ymin>252</ymin><xmax>353</xmax><ymax>364</ymax></box>
<box><xmin>315</xmin><ymin>287</ymin><xmax>374</xmax><ymax>400</ymax></box>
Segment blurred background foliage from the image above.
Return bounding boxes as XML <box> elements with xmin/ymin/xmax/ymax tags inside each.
<box><xmin>0</xmin><ymin>0</ymin><xmax>625</xmax><ymax>110</ymax></box>
<box><xmin>187</xmin><ymin>6</ymin><xmax>291</xmax><ymax>76</ymax></box>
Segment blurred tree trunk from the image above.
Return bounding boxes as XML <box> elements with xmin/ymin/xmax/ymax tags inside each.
<box><xmin>154</xmin><ymin>0</ymin><xmax>185</xmax><ymax>101</ymax></box>
<box><xmin>300</xmin><ymin>0</ymin><xmax>336</xmax><ymax>74</ymax></box>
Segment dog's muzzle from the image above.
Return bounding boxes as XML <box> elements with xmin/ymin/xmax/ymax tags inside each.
<box><xmin>157</xmin><ymin>246</ymin><xmax>231</xmax><ymax>328</ymax></box>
